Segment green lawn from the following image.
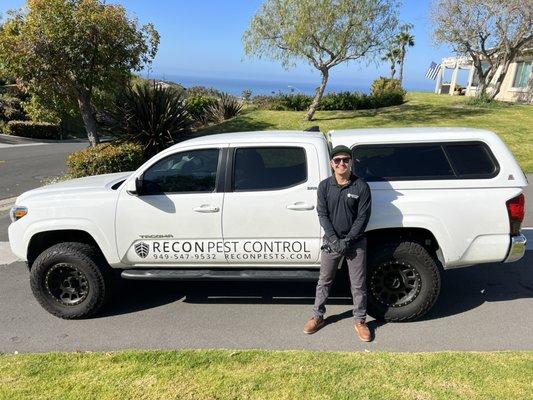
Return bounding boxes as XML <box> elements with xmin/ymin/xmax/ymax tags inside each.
<box><xmin>1</xmin><ymin>350</ymin><xmax>532</xmax><ymax>399</ymax></box>
<box><xmin>198</xmin><ymin>92</ymin><xmax>533</xmax><ymax>172</ymax></box>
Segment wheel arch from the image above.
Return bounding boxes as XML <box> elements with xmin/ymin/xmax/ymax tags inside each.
<box><xmin>27</xmin><ymin>229</ymin><xmax>105</xmax><ymax>269</ymax></box>
<box><xmin>366</xmin><ymin>227</ymin><xmax>445</xmax><ymax>271</ymax></box>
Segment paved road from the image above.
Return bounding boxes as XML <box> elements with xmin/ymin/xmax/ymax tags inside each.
<box><xmin>0</xmin><ymin>249</ymin><xmax>532</xmax><ymax>353</ymax></box>
<box><xmin>0</xmin><ymin>134</ymin><xmax>87</xmax><ymax>200</ymax></box>
<box><xmin>0</xmin><ymin>135</ymin><xmax>531</xmax><ymax>353</ymax></box>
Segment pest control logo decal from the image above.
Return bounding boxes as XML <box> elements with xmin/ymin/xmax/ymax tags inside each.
<box><xmin>134</xmin><ymin>242</ymin><xmax>150</xmax><ymax>258</ymax></box>
<box><xmin>130</xmin><ymin>239</ymin><xmax>315</xmax><ymax>263</ymax></box>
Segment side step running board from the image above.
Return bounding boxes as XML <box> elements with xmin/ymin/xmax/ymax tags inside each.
<box><xmin>121</xmin><ymin>269</ymin><xmax>319</xmax><ymax>281</ymax></box>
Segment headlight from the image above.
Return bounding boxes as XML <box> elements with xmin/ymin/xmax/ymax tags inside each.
<box><xmin>9</xmin><ymin>206</ymin><xmax>28</xmax><ymax>223</ymax></box>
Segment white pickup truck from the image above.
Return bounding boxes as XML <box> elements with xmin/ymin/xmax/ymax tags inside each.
<box><xmin>9</xmin><ymin>127</ymin><xmax>527</xmax><ymax>321</ymax></box>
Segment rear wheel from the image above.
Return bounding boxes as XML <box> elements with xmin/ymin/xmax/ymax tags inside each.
<box><xmin>30</xmin><ymin>242</ymin><xmax>112</xmax><ymax>319</ymax></box>
<box><xmin>366</xmin><ymin>240</ymin><xmax>441</xmax><ymax>322</ymax></box>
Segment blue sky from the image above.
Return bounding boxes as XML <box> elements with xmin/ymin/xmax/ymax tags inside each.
<box><xmin>1</xmin><ymin>0</ymin><xmax>456</xmax><ymax>92</ymax></box>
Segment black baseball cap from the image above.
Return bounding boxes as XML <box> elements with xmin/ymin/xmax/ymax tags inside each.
<box><xmin>330</xmin><ymin>145</ymin><xmax>352</xmax><ymax>160</ymax></box>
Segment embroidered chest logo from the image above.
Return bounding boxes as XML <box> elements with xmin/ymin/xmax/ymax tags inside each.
<box><xmin>347</xmin><ymin>193</ymin><xmax>359</xmax><ymax>199</ymax></box>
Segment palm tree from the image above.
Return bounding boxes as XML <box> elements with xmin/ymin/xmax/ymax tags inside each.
<box><xmin>395</xmin><ymin>24</ymin><xmax>415</xmax><ymax>85</ymax></box>
<box><xmin>382</xmin><ymin>48</ymin><xmax>401</xmax><ymax>79</ymax></box>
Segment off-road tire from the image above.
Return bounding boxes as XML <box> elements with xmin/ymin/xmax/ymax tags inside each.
<box><xmin>29</xmin><ymin>242</ymin><xmax>112</xmax><ymax>319</ymax></box>
<box><xmin>366</xmin><ymin>240</ymin><xmax>441</xmax><ymax>322</ymax></box>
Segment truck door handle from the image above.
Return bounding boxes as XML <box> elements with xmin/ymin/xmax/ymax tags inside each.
<box><xmin>193</xmin><ymin>204</ymin><xmax>220</xmax><ymax>213</ymax></box>
<box><xmin>286</xmin><ymin>202</ymin><xmax>314</xmax><ymax>211</ymax></box>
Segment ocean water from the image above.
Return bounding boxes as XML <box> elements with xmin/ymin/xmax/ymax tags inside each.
<box><xmin>146</xmin><ymin>74</ymin><xmax>370</xmax><ymax>96</ymax></box>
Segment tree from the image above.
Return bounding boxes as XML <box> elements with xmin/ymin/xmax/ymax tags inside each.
<box><xmin>382</xmin><ymin>48</ymin><xmax>400</xmax><ymax>79</ymax></box>
<box><xmin>243</xmin><ymin>0</ymin><xmax>399</xmax><ymax>121</ymax></box>
<box><xmin>0</xmin><ymin>0</ymin><xmax>159</xmax><ymax>146</ymax></box>
<box><xmin>431</xmin><ymin>0</ymin><xmax>533</xmax><ymax>99</ymax></box>
<box><xmin>395</xmin><ymin>23</ymin><xmax>414</xmax><ymax>85</ymax></box>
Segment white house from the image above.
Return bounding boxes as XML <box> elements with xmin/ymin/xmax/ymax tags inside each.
<box><xmin>434</xmin><ymin>49</ymin><xmax>532</xmax><ymax>103</ymax></box>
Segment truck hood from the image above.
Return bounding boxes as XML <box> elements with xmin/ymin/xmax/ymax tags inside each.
<box><xmin>16</xmin><ymin>171</ymin><xmax>133</xmax><ymax>204</ymax></box>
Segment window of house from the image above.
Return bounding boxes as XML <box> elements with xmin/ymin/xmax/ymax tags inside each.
<box><xmin>512</xmin><ymin>61</ymin><xmax>532</xmax><ymax>88</ymax></box>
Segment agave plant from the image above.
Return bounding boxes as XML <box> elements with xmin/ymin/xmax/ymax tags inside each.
<box><xmin>207</xmin><ymin>92</ymin><xmax>243</xmax><ymax>123</ymax></box>
<box><xmin>104</xmin><ymin>82</ymin><xmax>193</xmax><ymax>159</ymax></box>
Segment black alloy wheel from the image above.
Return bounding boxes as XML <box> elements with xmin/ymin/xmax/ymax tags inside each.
<box><xmin>30</xmin><ymin>242</ymin><xmax>113</xmax><ymax>319</ymax></box>
<box><xmin>366</xmin><ymin>240</ymin><xmax>441</xmax><ymax>322</ymax></box>
<box><xmin>370</xmin><ymin>260</ymin><xmax>422</xmax><ymax>308</ymax></box>
<box><xmin>45</xmin><ymin>263</ymin><xmax>90</xmax><ymax>306</ymax></box>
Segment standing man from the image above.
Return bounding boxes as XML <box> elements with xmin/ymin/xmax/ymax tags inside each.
<box><xmin>303</xmin><ymin>145</ymin><xmax>372</xmax><ymax>341</ymax></box>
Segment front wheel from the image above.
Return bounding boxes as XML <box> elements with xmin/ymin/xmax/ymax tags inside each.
<box><xmin>30</xmin><ymin>242</ymin><xmax>112</xmax><ymax>319</ymax></box>
<box><xmin>366</xmin><ymin>240</ymin><xmax>441</xmax><ymax>322</ymax></box>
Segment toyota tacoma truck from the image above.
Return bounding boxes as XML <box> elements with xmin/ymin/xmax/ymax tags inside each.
<box><xmin>8</xmin><ymin>127</ymin><xmax>528</xmax><ymax>321</ymax></box>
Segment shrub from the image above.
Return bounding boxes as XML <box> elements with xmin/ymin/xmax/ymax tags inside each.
<box><xmin>185</xmin><ymin>95</ymin><xmax>218</xmax><ymax>126</ymax></box>
<box><xmin>5</xmin><ymin>120</ymin><xmax>60</xmax><ymax>139</ymax></box>
<box><xmin>371</xmin><ymin>77</ymin><xmax>406</xmax><ymax>97</ymax></box>
<box><xmin>371</xmin><ymin>91</ymin><xmax>405</xmax><ymax>108</ymax></box>
<box><xmin>67</xmin><ymin>142</ymin><xmax>144</xmax><ymax>178</ymax></box>
<box><xmin>370</xmin><ymin>77</ymin><xmax>406</xmax><ymax>107</ymax></box>
<box><xmin>464</xmin><ymin>93</ymin><xmax>494</xmax><ymax>107</ymax></box>
<box><xmin>207</xmin><ymin>92</ymin><xmax>244</xmax><ymax>122</ymax></box>
<box><xmin>371</xmin><ymin>77</ymin><xmax>402</xmax><ymax>96</ymax></box>
<box><xmin>254</xmin><ymin>93</ymin><xmax>313</xmax><ymax>111</ymax></box>
<box><xmin>250</xmin><ymin>95</ymin><xmax>275</xmax><ymax>109</ymax></box>
<box><xmin>253</xmin><ymin>85</ymin><xmax>405</xmax><ymax>112</ymax></box>
<box><xmin>278</xmin><ymin>93</ymin><xmax>313</xmax><ymax>111</ymax></box>
<box><xmin>104</xmin><ymin>82</ymin><xmax>193</xmax><ymax>159</ymax></box>
<box><xmin>242</xmin><ymin>89</ymin><xmax>252</xmax><ymax>101</ymax></box>
<box><xmin>186</xmin><ymin>86</ymin><xmax>222</xmax><ymax>98</ymax></box>
<box><xmin>318</xmin><ymin>92</ymin><xmax>374</xmax><ymax>111</ymax></box>
<box><xmin>0</xmin><ymin>95</ymin><xmax>28</xmax><ymax>121</ymax></box>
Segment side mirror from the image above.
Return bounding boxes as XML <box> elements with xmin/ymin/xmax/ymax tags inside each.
<box><xmin>125</xmin><ymin>177</ymin><xmax>143</xmax><ymax>195</ymax></box>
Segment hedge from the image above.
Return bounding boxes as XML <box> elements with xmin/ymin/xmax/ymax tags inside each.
<box><xmin>254</xmin><ymin>90</ymin><xmax>405</xmax><ymax>111</ymax></box>
<box><xmin>67</xmin><ymin>142</ymin><xmax>144</xmax><ymax>178</ymax></box>
<box><xmin>5</xmin><ymin>120</ymin><xmax>60</xmax><ymax>139</ymax></box>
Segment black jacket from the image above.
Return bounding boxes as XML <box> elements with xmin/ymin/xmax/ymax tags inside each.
<box><xmin>317</xmin><ymin>173</ymin><xmax>372</xmax><ymax>243</ymax></box>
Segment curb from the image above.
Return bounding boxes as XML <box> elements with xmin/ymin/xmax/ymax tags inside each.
<box><xmin>0</xmin><ymin>242</ymin><xmax>18</xmax><ymax>265</ymax></box>
<box><xmin>0</xmin><ymin>197</ymin><xmax>17</xmax><ymax>212</ymax></box>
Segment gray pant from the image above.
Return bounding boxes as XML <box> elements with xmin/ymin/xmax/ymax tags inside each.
<box><xmin>312</xmin><ymin>236</ymin><xmax>367</xmax><ymax>321</ymax></box>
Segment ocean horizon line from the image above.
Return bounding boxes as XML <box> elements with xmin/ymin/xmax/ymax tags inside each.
<box><xmin>143</xmin><ymin>73</ymin><xmax>433</xmax><ymax>96</ymax></box>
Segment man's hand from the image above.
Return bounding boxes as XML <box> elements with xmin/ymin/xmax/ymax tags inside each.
<box><xmin>338</xmin><ymin>238</ymin><xmax>351</xmax><ymax>255</ymax></box>
<box><xmin>329</xmin><ymin>240</ymin><xmax>341</xmax><ymax>254</ymax></box>
<box><xmin>329</xmin><ymin>238</ymin><xmax>350</xmax><ymax>255</ymax></box>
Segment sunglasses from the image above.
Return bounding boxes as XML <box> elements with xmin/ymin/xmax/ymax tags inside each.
<box><xmin>332</xmin><ymin>156</ymin><xmax>351</xmax><ymax>165</ymax></box>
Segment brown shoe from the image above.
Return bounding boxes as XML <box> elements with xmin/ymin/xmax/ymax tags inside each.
<box><xmin>354</xmin><ymin>320</ymin><xmax>372</xmax><ymax>342</ymax></box>
<box><xmin>303</xmin><ymin>316</ymin><xmax>325</xmax><ymax>334</ymax></box>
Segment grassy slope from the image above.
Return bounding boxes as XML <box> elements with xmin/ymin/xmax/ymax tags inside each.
<box><xmin>1</xmin><ymin>350</ymin><xmax>532</xmax><ymax>399</ymax></box>
<box><xmin>198</xmin><ymin>92</ymin><xmax>533</xmax><ymax>172</ymax></box>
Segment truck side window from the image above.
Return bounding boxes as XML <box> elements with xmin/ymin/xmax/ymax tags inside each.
<box><xmin>352</xmin><ymin>141</ymin><xmax>499</xmax><ymax>181</ymax></box>
<box><xmin>443</xmin><ymin>143</ymin><xmax>499</xmax><ymax>177</ymax></box>
<box><xmin>233</xmin><ymin>147</ymin><xmax>307</xmax><ymax>191</ymax></box>
<box><xmin>353</xmin><ymin>144</ymin><xmax>453</xmax><ymax>181</ymax></box>
<box><xmin>143</xmin><ymin>149</ymin><xmax>220</xmax><ymax>194</ymax></box>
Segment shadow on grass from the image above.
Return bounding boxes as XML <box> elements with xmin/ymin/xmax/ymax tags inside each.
<box><xmin>189</xmin><ymin>111</ymin><xmax>276</xmax><ymax>138</ymax></box>
<box><xmin>313</xmin><ymin>101</ymin><xmax>489</xmax><ymax>125</ymax></box>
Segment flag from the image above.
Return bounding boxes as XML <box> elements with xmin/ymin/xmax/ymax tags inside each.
<box><xmin>425</xmin><ymin>62</ymin><xmax>441</xmax><ymax>80</ymax></box>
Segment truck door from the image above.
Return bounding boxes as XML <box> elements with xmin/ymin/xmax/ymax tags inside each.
<box><xmin>222</xmin><ymin>144</ymin><xmax>321</xmax><ymax>265</ymax></box>
<box><xmin>115</xmin><ymin>146</ymin><xmax>227</xmax><ymax>266</ymax></box>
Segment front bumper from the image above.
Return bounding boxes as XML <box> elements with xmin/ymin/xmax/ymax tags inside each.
<box><xmin>502</xmin><ymin>233</ymin><xmax>527</xmax><ymax>263</ymax></box>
